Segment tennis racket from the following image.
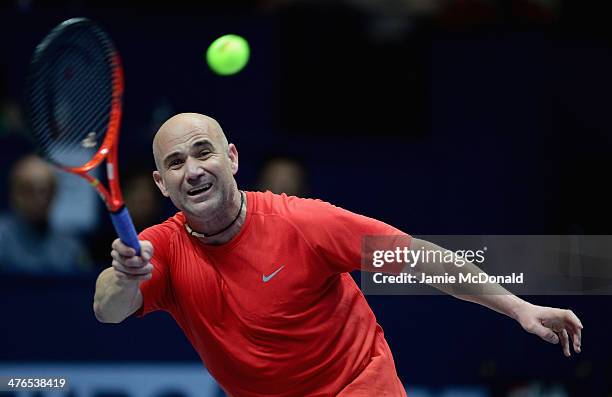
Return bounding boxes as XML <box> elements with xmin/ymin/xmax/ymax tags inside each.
<box><xmin>24</xmin><ymin>17</ymin><xmax>140</xmax><ymax>255</ymax></box>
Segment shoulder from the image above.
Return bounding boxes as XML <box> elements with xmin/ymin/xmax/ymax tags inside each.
<box><xmin>248</xmin><ymin>190</ymin><xmax>340</xmax><ymax>219</ymax></box>
<box><xmin>139</xmin><ymin>212</ymin><xmax>186</xmax><ymax>244</ymax></box>
<box><xmin>138</xmin><ymin>212</ymin><xmax>190</xmax><ymax>265</ymax></box>
<box><xmin>248</xmin><ymin>190</ymin><xmax>383</xmax><ymax>233</ymax></box>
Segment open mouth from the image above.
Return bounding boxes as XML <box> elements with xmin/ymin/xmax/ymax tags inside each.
<box><xmin>187</xmin><ymin>183</ymin><xmax>212</xmax><ymax>196</ymax></box>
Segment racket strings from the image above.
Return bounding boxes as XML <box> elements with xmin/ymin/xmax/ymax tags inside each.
<box><xmin>32</xmin><ymin>67</ymin><xmax>110</xmax><ymax>154</ymax></box>
<box><xmin>26</xmin><ymin>21</ymin><xmax>120</xmax><ymax>168</ymax></box>
<box><xmin>33</xmin><ymin>44</ymin><xmax>111</xmax><ymax>156</ymax></box>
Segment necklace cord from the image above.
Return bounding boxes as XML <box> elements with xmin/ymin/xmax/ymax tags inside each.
<box><xmin>184</xmin><ymin>190</ymin><xmax>245</xmax><ymax>238</ymax></box>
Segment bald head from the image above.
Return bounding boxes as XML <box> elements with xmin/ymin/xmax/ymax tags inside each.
<box><xmin>150</xmin><ymin>112</ymin><xmax>241</xmax><ymax>224</ymax></box>
<box><xmin>153</xmin><ymin>113</ymin><xmax>228</xmax><ymax>171</ymax></box>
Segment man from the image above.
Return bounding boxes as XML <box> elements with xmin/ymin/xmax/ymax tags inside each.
<box><xmin>0</xmin><ymin>154</ymin><xmax>91</xmax><ymax>275</ymax></box>
<box><xmin>93</xmin><ymin>113</ymin><xmax>583</xmax><ymax>397</ymax></box>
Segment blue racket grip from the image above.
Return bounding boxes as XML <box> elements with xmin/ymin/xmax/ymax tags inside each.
<box><xmin>110</xmin><ymin>207</ymin><xmax>141</xmax><ymax>256</ymax></box>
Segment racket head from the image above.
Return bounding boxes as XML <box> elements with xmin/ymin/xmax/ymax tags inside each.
<box><xmin>24</xmin><ymin>17</ymin><xmax>123</xmax><ymax>171</ymax></box>
<box><xmin>23</xmin><ymin>17</ymin><xmax>141</xmax><ymax>254</ymax></box>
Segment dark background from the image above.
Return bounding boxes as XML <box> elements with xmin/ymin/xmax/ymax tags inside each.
<box><xmin>1</xmin><ymin>1</ymin><xmax>611</xmax><ymax>396</ymax></box>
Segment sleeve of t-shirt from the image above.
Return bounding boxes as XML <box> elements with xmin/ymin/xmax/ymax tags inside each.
<box><xmin>134</xmin><ymin>223</ymin><xmax>176</xmax><ymax>317</ymax></box>
<box><xmin>286</xmin><ymin>197</ymin><xmax>411</xmax><ymax>274</ymax></box>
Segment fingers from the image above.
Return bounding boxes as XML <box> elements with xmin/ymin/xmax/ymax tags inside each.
<box><xmin>564</xmin><ymin>309</ymin><xmax>583</xmax><ymax>353</ymax></box>
<box><xmin>113</xmin><ymin>267</ymin><xmax>153</xmax><ymax>281</ymax></box>
<box><xmin>571</xmin><ymin>327</ymin><xmax>582</xmax><ymax>353</ymax></box>
<box><xmin>111</xmin><ymin>252</ymin><xmax>152</xmax><ymax>273</ymax></box>
<box><xmin>110</xmin><ymin>239</ymin><xmax>154</xmax><ymax>281</ymax></box>
<box><xmin>540</xmin><ymin>308</ymin><xmax>583</xmax><ymax>356</ymax></box>
<box><xmin>525</xmin><ymin>321</ymin><xmax>559</xmax><ymax>344</ymax></box>
<box><xmin>111</xmin><ymin>239</ymin><xmax>153</xmax><ymax>261</ymax></box>
<box><xmin>559</xmin><ymin>328</ymin><xmax>570</xmax><ymax>357</ymax></box>
<box><xmin>566</xmin><ymin>309</ymin><xmax>583</xmax><ymax>329</ymax></box>
<box><xmin>522</xmin><ymin>305</ymin><xmax>583</xmax><ymax>357</ymax></box>
<box><xmin>140</xmin><ymin>240</ymin><xmax>153</xmax><ymax>261</ymax></box>
<box><xmin>112</xmin><ymin>238</ymin><xmax>137</xmax><ymax>257</ymax></box>
<box><xmin>541</xmin><ymin>328</ymin><xmax>559</xmax><ymax>345</ymax></box>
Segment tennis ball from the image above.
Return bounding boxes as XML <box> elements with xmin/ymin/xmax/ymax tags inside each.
<box><xmin>206</xmin><ymin>34</ymin><xmax>250</xmax><ymax>76</ymax></box>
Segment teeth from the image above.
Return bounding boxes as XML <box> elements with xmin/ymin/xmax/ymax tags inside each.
<box><xmin>189</xmin><ymin>183</ymin><xmax>212</xmax><ymax>195</ymax></box>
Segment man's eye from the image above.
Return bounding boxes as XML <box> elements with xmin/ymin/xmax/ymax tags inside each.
<box><xmin>198</xmin><ymin>151</ymin><xmax>211</xmax><ymax>158</ymax></box>
<box><xmin>169</xmin><ymin>159</ymin><xmax>183</xmax><ymax>168</ymax></box>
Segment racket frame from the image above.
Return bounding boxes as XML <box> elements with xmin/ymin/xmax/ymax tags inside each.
<box><xmin>26</xmin><ymin>18</ymin><xmax>141</xmax><ymax>254</ymax></box>
<box><xmin>60</xmin><ymin>53</ymin><xmax>126</xmax><ymax>213</ymax></box>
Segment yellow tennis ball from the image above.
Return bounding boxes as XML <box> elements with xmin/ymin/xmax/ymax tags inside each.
<box><xmin>206</xmin><ymin>34</ymin><xmax>250</xmax><ymax>76</ymax></box>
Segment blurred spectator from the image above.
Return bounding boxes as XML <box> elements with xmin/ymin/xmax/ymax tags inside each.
<box><xmin>0</xmin><ymin>154</ymin><xmax>92</xmax><ymax>275</ymax></box>
<box><xmin>0</xmin><ymin>99</ymin><xmax>24</xmax><ymax>137</ymax></box>
<box><xmin>122</xmin><ymin>166</ymin><xmax>166</xmax><ymax>231</ymax></box>
<box><xmin>1</xmin><ymin>65</ymin><xmax>100</xmax><ymax>235</ymax></box>
<box><xmin>256</xmin><ymin>154</ymin><xmax>309</xmax><ymax>197</ymax></box>
<box><xmin>0</xmin><ymin>66</ymin><xmax>25</xmax><ymax>138</ymax></box>
<box><xmin>48</xmin><ymin>154</ymin><xmax>101</xmax><ymax>235</ymax></box>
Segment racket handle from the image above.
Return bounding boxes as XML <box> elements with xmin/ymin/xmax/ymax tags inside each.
<box><xmin>110</xmin><ymin>207</ymin><xmax>141</xmax><ymax>256</ymax></box>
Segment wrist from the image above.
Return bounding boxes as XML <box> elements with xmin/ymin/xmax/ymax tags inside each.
<box><xmin>507</xmin><ymin>296</ymin><xmax>531</xmax><ymax>321</ymax></box>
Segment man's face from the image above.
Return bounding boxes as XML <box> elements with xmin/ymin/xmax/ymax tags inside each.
<box><xmin>152</xmin><ymin>116</ymin><xmax>238</xmax><ymax>219</ymax></box>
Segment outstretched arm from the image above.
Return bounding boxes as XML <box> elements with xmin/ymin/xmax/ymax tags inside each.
<box><xmin>93</xmin><ymin>239</ymin><xmax>153</xmax><ymax>323</ymax></box>
<box><xmin>410</xmin><ymin>238</ymin><xmax>583</xmax><ymax>357</ymax></box>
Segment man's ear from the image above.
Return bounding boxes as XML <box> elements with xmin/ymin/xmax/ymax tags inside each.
<box><xmin>153</xmin><ymin>171</ymin><xmax>170</xmax><ymax>197</ymax></box>
<box><xmin>228</xmin><ymin>143</ymin><xmax>239</xmax><ymax>175</ymax></box>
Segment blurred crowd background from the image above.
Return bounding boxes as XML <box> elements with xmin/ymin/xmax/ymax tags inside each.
<box><xmin>1</xmin><ymin>0</ymin><xmax>611</xmax><ymax>396</ymax></box>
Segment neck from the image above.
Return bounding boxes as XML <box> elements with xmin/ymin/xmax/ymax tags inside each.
<box><xmin>185</xmin><ymin>190</ymin><xmax>247</xmax><ymax>245</ymax></box>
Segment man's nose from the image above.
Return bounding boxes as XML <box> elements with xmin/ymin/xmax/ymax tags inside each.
<box><xmin>185</xmin><ymin>156</ymin><xmax>205</xmax><ymax>181</ymax></box>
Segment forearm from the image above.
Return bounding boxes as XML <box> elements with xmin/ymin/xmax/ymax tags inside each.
<box><xmin>93</xmin><ymin>267</ymin><xmax>142</xmax><ymax>323</ymax></box>
<box><xmin>410</xmin><ymin>238</ymin><xmax>529</xmax><ymax>320</ymax></box>
<box><xmin>453</xmin><ymin>279</ymin><xmax>528</xmax><ymax>320</ymax></box>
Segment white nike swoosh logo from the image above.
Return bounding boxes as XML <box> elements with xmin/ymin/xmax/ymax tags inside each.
<box><xmin>262</xmin><ymin>265</ymin><xmax>285</xmax><ymax>282</ymax></box>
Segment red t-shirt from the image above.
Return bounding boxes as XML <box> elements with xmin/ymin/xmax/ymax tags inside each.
<box><xmin>138</xmin><ymin>191</ymin><xmax>409</xmax><ymax>397</ymax></box>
